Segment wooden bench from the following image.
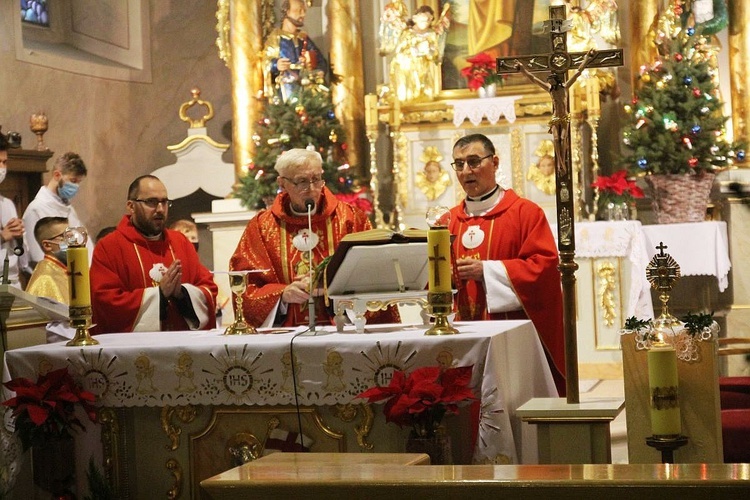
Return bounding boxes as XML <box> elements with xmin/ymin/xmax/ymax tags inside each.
<box><xmin>201</xmin><ymin>453</ymin><xmax>749</xmax><ymax>500</ymax></box>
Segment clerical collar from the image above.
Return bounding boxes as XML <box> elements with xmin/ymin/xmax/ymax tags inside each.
<box><xmin>464</xmin><ymin>186</ymin><xmax>504</xmax><ymax>216</ymax></box>
<box><xmin>467</xmin><ymin>185</ymin><xmax>499</xmax><ymax>202</ymax></box>
<box><xmin>290</xmin><ymin>203</ymin><xmax>316</xmax><ymax>217</ymax></box>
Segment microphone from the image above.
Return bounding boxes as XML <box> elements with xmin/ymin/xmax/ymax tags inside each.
<box><xmin>305</xmin><ymin>198</ymin><xmax>316</xmax><ymax>334</ymax></box>
<box><xmin>12</xmin><ymin>238</ymin><xmax>23</xmax><ymax>256</ymax></box>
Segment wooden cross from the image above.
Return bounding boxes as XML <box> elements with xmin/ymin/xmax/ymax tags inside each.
<box><xmin>496</xmin><ymin>4</ymin><xmax>623</xmax><ymax>404</ymax></box>
<box><xmin>429</xmin><ymin>243</ymin><xmax>446</xmax><ymax>287</ymax></box>
<box><xmin>68</xmin><ymin>260</ymin><xmax>83</xmax><ymax>300</ymax></box>
<box><xmin>497</xmin><ymin>4</ymin><xmax>623</xmax><ymax>250</ymax></box>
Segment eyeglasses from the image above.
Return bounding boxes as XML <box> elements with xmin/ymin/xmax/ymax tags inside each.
<box><xmin>450</xmin><ymin>154</ymin><xmax>494</xmax><ymax>172</ymax></box>
<box><xmin>280</xmin><ymin>176</ymin><xmax>325</xmax><ymax>190</ymax></box>
<box><xmin>132</xmin><ymin>198</ymin><xmax>173</xmax><ymax>208</ymax></box>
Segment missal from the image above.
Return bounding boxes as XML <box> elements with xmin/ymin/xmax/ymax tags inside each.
<box><xmin>323</xmin><ymin>228</ymin><xmax>429</xmax><ymax>296</ymax></box>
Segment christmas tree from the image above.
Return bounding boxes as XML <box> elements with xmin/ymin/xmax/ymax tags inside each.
<box><xmin>622</xmin><ymin>0</ymin><xmax>744</xmax><ymax>176</ymax></box>
<box><xmin>234</xmin><ymin>71</ymin><xmax>360</xmax><ymax>210</ymax></box>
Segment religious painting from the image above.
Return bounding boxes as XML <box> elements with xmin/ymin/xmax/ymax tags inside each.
<box><xmin>423</xmin><ymin>0</ymin><xmax>554</xmax><ymax>91</ymax></box>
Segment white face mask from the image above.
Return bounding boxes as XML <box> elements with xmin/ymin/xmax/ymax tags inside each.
<box><xmin>0</xmin><ymin>167</ymin><xmax>6</xmax><ymax>185</ymax></box>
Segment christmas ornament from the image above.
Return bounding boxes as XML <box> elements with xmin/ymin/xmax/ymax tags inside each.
<box><xmin>688</xmin><ymin>157</ymin><xmax>699</xmax><ymax>167</ymax></box>
<box><xmin>329</xmin><ymin>130</ymin><xmax>338</xmax><ymax>142</ymax></box>
<box><xmin>693</xmin><ymin>88</ymin><xmax>702</xmax><ymax>97</ymax></box>
<box><xmin>683</xmin><ymin>76</ymin><xmax>693</xmax><ymax>85</ymax></box>
<box><xmin>691</xmin><ymin>125</ymin><xmax>701</xmax><ymax>134</ymax></box>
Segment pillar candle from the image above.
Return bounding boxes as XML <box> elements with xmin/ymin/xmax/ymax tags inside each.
<box><xmin>427</xmin><ymin>228</ymin><xmax>452</xmax><ymax>293</ymax></box>
<box><xmin>364</xmin><ymin>94</ymin><xmax>378</xmax><ymax>128</ymax></box>
<box><xmin>67</xmin><ymin>247</ymin><xmax>91</xmax><ymax>307</ymax></box>
<box><xmin>647</xmin><ymin>344</ymin><xmax>681</xmax><ymax>436</ymax></box>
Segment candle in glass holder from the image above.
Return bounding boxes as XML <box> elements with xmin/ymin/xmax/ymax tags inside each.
<box><xmin>427</xmin><ymin>228</ymin><xmax>451</xmax><ymax>293</ymax></box>
<box><xmin>647</xmin><ymin>343</ymin><xmax>681</xmax><ymax>436</ymax></box>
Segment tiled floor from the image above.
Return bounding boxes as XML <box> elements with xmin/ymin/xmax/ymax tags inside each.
<box><xmin>580</xmin><ymin>378</ymin><xmax>629</xmax><ymax>464</ymax></box>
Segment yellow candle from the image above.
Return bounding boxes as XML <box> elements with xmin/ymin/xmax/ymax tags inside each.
<box><xmin>427</xmin><ymin>228</ymin><xmax>452</xmax><ymax>293</ymax></box>
<box><xmin>364</xmin><ymin>94</ymin><xmax>378</xmax><ymax>128</ymax></box>
<box><xmin>67</xmin><ymin>247</ymin><xmax>91</xmax><ymax>307</ymax></box>
<box><xmin>647</xmin><ymin>344</ymin><xmax>681</xmax><ymax>436</ymax></box>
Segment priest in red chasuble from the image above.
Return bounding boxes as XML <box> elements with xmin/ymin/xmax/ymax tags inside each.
<box><xmin>230</xmin><ymin>149</ymin><xmax>397</xmax><ymax>328</ymax></box>
<box><xmin>448</xmin><ymin>134</ymin><xmax>565</xmax><ymax>395</ymax></box>
<box><xmin>90</xmin><ymin>175</ymin><xmax>217</xmax><ymax>333</ymax></box>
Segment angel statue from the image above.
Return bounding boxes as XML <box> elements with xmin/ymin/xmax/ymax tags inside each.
<box><xmin>380</xmin><ymin>3</ymin><xmax>451</xmax><ymax>103</ymax></box>
<box><xmin>527</xmin><ymin>140</ymin><xmax>556</xmax><ymax>196</ymax></box>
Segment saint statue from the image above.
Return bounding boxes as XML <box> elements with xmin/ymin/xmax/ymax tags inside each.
<box><xmin>263</xmin><ymin>0</ymin><xmax>329</xmax><ymax>102</ymax></box>
<box><xmin>380</xmin><ymin>4</ymin><xmax>450</xmax><ymax>103</ymax></box>
<box><xmin>526</xmin><ymin>140</ymin><xmax>556</xmax><ymax>196</ymax></box>
<box><xmin>415</xmin><ymin>146</ymin><xmax>451</xmax><ymax>201</ymax></box>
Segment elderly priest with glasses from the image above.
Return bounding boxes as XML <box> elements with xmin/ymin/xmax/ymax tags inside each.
<box><xmin>90</xmin><ymin>175</ymin><xmax>217</xmax><ymax>333</ymax></box>
<box><xmin>448</xmin><ymin>134</ymin><xmax>565</xmax><ymax>396</ymax></box>
<box><xmin>230</xmin><ymin>149</ymin><xmax>397</xmax><ymax>328</ymax></box>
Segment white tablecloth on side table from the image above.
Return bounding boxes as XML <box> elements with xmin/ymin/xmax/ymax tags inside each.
<box><xmin>641</xmin><ymin>221</ymin><xmax>731</xmax><ymax>291</ymax></box>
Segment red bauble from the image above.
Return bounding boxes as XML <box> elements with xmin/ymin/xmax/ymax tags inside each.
<box><xmin>693</xmin><ymin>88</ymin><xmax>702</xmax><ymax>97</ymax></box>
<box><xmin>341</xmin><ymin>143</ymin><xmax>348</xmax><ymax>151</ymax></box>
<box><xmin>631</xmin><ymin>97</ymin><xmax>638</xmax><ymax>105</ymax></box>
<box><xmin>674</xmin><ymin>53</ymin><xmax>683</xmax><ymax>62</ymax></box>
<box><xmin>689</xmin><ymin>157</ymin><xmax>699</xmax><ymax>168</ymax></box>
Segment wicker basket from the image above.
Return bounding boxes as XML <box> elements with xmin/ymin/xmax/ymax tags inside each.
<box><xmin>644</xmin><ymin>172</ymin><xmax>716</xmax><ymax>224</ymax></box>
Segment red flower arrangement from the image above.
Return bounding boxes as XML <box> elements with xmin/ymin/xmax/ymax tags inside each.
<box><xmin>357</xmin><ymin>365</ymin><xmax>476</xmax><ymax>438</ymax></box>
<box><xmin>2</xmin><ymin>367</ymin><xmax>97</xmax><ymax>450</ymax></box>
<box><xmin>461</xmin><ymin>53</ymin><xmax>504</xmax><ymax>91</ymax></box>
<box><xmin>591</xmin><ymin>169</ymin><xmax>645</xmax><ymax>204</ymax></box>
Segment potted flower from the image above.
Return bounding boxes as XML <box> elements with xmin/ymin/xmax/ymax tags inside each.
<box><xmin>356</xmin><ymin>365</ymin><xmax>476</xmax><ymax>464</ymax></box>
<box><xmin>461</xmin><ymin>53</ymin><xmax>504</xmax><ymax>97</ymax></box>
<box><xmin>591</xmin><ymin>169</ymin><xmax>644</xmax><ymax>220</ymax></box>
<box><xmin>2</xmin><ymin>367</ymin><xmax>98</xmax><ymax>497</ymax></box>
<box><xmin>621</xmin><ymin>2</ymin><xmax>744</xmax><ymax>223</ymax></box>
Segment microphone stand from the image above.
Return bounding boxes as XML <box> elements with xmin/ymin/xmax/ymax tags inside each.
<box><xmin>306</xmin><ymin>200</ymin><xmax>316</xmax><ymax>334</ymax></box>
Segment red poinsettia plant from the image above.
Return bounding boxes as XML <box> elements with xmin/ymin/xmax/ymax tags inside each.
<box><xmin>2</xmin><ymin>367</ymin><xmax>98</xmax><ymax>451</ymax></box>
<box><xmin>461</xmin><ymin>53</ymin><xmax>504</xmax><ymax>91</ymax></box>
<box><xmin>334</xmin><ymin>188</ymin><xmax>374</xmax><ymax>215</ymax></box>
<box><xmin>357</xmin><ymin>365</ymin><xmax>476</xmax><ymax>438</ymax></box>
<box><xmin>591</xmin><ymin>169</ymin><xmax>645</xmax><ymax>205</ymax></box>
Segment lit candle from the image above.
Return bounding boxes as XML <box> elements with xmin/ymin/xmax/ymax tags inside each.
<box><xmin>67</xmin><ymin>246</ymin><xmax>91</xmax><ymax>307</ymax></box>
<box><xmin>365</xmin><ymin>94</ymin><xmax>378</xmax><ymax>128</ymax></box>
<box><xmin>427</xmin><ymin>228</ymin><xmax>452</xmax><ymax>293</ymax></box>
<box><xmin>647</xmin><ymin>343</ymin><xmax>681</xmax><ymax>436</ymax></box>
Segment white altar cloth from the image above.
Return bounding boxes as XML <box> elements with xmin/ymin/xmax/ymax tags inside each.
<box><xmin>576</xmin><ymin>220</ymin><xmax>654</xmax><ymax>319</ymax></box>
<box><xmin>448</xmin><ymin>96</ymin><xmax>521</xmax><ymax>127</ymax></box>
<box><xmin>641</xmin><ymin>221</ymin><xmax>731</xmax><ymax>292</ymax></box>
<box><xmin>3</xmin><ymin>320</ymin><xmax>555</xmax><ymax>464</ymax></box>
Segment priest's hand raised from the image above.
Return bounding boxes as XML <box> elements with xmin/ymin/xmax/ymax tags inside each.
<box><xmin>159</xmin><ymin>260</ymin><xmax>184</xmax><ymax>299</ymax></box>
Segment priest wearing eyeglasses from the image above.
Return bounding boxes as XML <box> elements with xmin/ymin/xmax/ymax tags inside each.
<box><xmin>448</xmin><ymin>133</ymin><xmax>566</xmax><ymax>395</ymax></box>
<box><xmin>230</xmin><ymin>149</ymin><xmax>397</xmax><ymax>328</ymax></box>
<box><xmin>90</xmin><ymin>175</ymin><xmax>217</xmax><ymax>333</ymax></box>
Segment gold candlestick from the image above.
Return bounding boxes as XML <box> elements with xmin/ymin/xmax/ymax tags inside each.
<box><xmin>30</xmin><ymin>113</ymin><xmax>49</xmax><ymax>151</ymax></box>
<box><xmin>64</xmin><ymin>227</ymin><xmax>98</xmax><ymax>347</ymax></box>
<box><xmin>224</xmin><ymin>271</ymin><xmax>257</xmax><ymax>335</ymax></box>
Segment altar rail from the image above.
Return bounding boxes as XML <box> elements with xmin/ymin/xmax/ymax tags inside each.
<box><xmin>201</xmin><ymin>460</ymin><xmax>750</xmax><ymax>500</ymax></box>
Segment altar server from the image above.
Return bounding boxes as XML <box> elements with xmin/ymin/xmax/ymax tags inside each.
<box><xmin>230</xmin><ymin>148</ymin><xmax>397</xmax><ymax>328</ymax></box>
<box><xmin>90</xmin><ymin>175</ymin><xmax>217</xmax><ymax>333</ymax></box>
<box><xmin>449</xmin><ymin>133</ymin><xmax>565</xmax><ymax>395</ymax></box>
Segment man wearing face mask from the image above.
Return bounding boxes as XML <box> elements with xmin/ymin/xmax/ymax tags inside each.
<box><xmin>22</xmin><ymin>152</ymin><xmax>92</xmax><ymax>268</ymax></box>
<box><xmin>0</xmin><ymin>133</ymin><xmax>26</xmax><ymax>287</ymax></box>
<box><xmin>263</xmin><ymin>0</ymin><xmax>328</xmax><ymax>102</ymax></box>
<box><xmin>26</xmin><ymin>217</ymin><xmax>70</xmax><ymax>304</ymax></box>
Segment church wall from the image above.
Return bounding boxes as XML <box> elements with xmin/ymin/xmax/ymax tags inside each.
<box><xmin>0</xmin><ymin>0</ymin><xmax>232</xmax><ymax>238</ymax></box>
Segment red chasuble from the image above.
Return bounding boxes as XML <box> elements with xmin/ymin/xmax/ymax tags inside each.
<box><xmin>91</xmin><ymin>215</ymin><xmax>217</xmax><ymax>333</ymax></box>
<box><xmin>230</xmin><ymin>187</ymin><xmax>398</xmax><ymax>328</ymax></box>
<box><xmin>449</xmin><ymin>189</ymin><xmax>566</xmax><ymax>394</ymax></box>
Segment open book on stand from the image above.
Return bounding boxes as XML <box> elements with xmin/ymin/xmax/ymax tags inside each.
<box><xmin>323</xmin><ymin>228</ymin><xmax>429</xmax><ymax>297</ymax></box>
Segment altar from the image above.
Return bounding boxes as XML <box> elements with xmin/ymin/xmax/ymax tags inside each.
<box><xmin>3</xmin><ymin>320</ymin><xmax>556</xmax><ymax>499</ymax></box>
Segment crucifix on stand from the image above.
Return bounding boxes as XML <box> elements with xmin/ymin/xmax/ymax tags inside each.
<box><xmin>497</xmin><ymin>4</ymin><xmax>623</xmax><ymax>404</ymax></box>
